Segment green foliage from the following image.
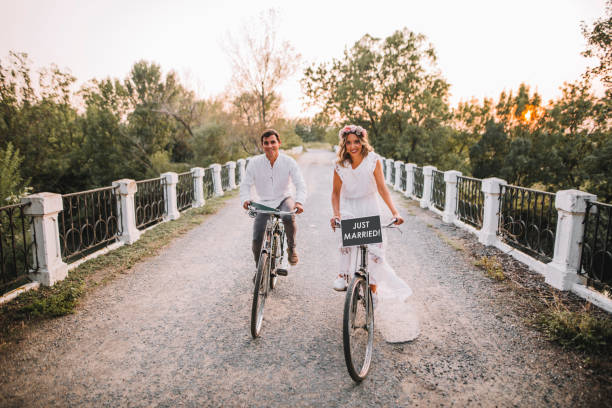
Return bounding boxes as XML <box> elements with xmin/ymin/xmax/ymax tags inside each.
<box><xmin>0</xmin><ymin>142</ymin><xmax>30</xmax><ymax>203</ymax></box>
<box><xmin>581</xmin><ymin>0</ymin><xmax>612</xmax><ymax>88</ymax></box>
<box><xmin>536</xmin><ymin>306</ymin><xmax>612</xmax><ymax>354</ymax></box>
<box><xmin>302</xmin><ymin>28</ymin><xmax>452</xmax><ymax>166</ymax></box>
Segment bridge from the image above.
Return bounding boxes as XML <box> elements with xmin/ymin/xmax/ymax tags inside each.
<box><xmin>0</xmin><ymin>149</ymin><xmax>610</xmax><ymax>406</ymax></box>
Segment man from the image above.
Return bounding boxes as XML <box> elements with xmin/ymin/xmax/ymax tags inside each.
<box><xmin>240</xmin><ymin>129</ymin><xmax>306</xmax><ymax>269</ymax></box>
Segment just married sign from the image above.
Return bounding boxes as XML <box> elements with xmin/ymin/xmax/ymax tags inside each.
<box><xmin>341</xmin><ymin>216</ymin><xmax>383</xmax><ymax>247</ymax></box>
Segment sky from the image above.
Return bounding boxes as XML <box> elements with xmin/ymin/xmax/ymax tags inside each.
<box><xmin>1</xmin><ymin>0</ymin><xmax>607</xmax><ymax>118</ymax></box>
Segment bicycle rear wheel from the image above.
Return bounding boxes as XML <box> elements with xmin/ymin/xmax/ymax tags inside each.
<box><xmin>251</xmin><ymin>251</ymin><xmax>270</xmax><ymax>338</ymax></box>
<box><xmin>342</xmin><ymin>275</ymin><xmax>374</xmax><ymax>382</ymax></box>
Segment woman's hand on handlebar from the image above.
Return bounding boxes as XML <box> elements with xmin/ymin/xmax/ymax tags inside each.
<box><xmin>391</xmin><ymin>214</ymin><xmax>404</xmax><ymax>226</ymax></box>
<box><xmin>243</xmin><ymin>200</ymin><xmax>252</xmax><ymax>210</ymax></box>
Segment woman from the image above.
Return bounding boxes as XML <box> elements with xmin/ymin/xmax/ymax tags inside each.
<box><xmin>330</xmin><ymin>124</ymin><xmax>419</xmax><ymax>342</ymax></box>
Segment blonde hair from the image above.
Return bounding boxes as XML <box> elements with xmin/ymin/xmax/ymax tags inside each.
<box><xmin>336</xmin><ymin>125</ymin><xmax>373</xmax><ymax>166</ymax></box>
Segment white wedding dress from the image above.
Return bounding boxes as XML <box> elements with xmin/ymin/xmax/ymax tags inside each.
<box><xmin>334</xmin><ymin>152</ymin><xmax>419</xmax><ymax>342</ymax></box>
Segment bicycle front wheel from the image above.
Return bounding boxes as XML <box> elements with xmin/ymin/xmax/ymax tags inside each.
<box><xmin>342</xmin><ymin>275</ymin><xmax>374</xmax><ymax>382</ymax></box>
<box><xmin>251</xmin><ymin>251</ymin><xmax>270</xmax><ymax>338</ymax></box>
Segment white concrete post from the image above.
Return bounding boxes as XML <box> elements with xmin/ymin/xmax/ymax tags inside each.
<box><xmin>546</xmin><ymin>190</ymin><xmax>597</xmax><ymax>290</ymax></box>
<box><xmin>421</xmin><ymin>166</ymin><xmax>437</xmax><ymax>209</ymax></box>
<box><xmin>161</xmin><ymin>172</ymin><xmax>180</xmax><ymax>221</ymax></box>
<box><xmin>394</xmin><ymin>161</ymin><xmax>404</xmax><ymax>191</ymax></box>
<box><xmin>237</xmin><ymin>159</ymin><xmax>246</xmax><ymax>186</ymax></box>
<box><xmin>21</xmin><ymin>193</ymin><xmax>68</xmax><ymax>286</ymax></box>
<box><xmin>191</xmin><ymin>167</ymin><xmax>205</xmax><ymax>208</ymax></box>
<box><xmin>385</xmin><ymin>159</ymin><xmax>394</xmax><ymax>185</ymax></box>
<box><xmin>226</xmin><ymin>161</ymin><xmax>237</xmax><ymax>190</ymax></box>
<box><xmin>112</xmin><ymin>179</ymin><xmax>141</xmax><ymax>244</ymax></box>
<box><xmin>478</xmin><ymin>177</ymin><xmax>507</xmax><ymax>246</ymax></box>
<box><xmin>405</xmin><ymin>163</ymin><xmax>416</xmax><ymax>198</ymax></box>
<box><xmin>211</xmin><ymin>164</ymin><xmax>224</xmax><ymax>197</ymax></box>
<box><xmin>443</xmin><ymin>171</ymin><xmax>462</xmax><ymax>223</ymax></box>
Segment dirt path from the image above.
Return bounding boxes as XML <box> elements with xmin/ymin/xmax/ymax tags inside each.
<box><xmin>0</xmin><ymin>150</ymin><xmax>606</xmax><ymax>407</ymax></box>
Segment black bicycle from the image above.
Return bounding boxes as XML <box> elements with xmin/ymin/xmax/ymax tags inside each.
<box><xmin>247</xmin><ymin>202</ymin><xmax>296</xmax><ymax>338</ymax></box>
<box><xmin>334</xmin><ymin>217</ymin><xmax>399</xmax><ymax>382</ymax></box>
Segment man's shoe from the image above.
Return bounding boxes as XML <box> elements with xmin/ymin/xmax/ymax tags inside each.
<box><xmin>333</xmin><ymin>275</ymin><xmax>348</xmax><ymax>291</ymax></box>
<box><xmin>288</xmin><ymin>248</ymin><xmax>298</xmax><ymax>266</ymax></box>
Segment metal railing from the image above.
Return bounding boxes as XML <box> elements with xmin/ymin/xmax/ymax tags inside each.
<box><xmin>399</xmin><ymin>166</ymin><xmax>407</xmax><ymax>192</ymax></box>
<box><xmin>432</xmin><ymin>170</ymin><xmax>446</xmax><ymax>211</ymax></box>
<box><xmin>579</xmin><ymin>200</ymin><xmax>612</xmax><ymax>290</ymax></box>
<box><xmin>498</xmin><ymin>185</ymin><xmax>557</xmax><ymax>263</ymax></box>
<box><xmin>135</xmin><ymin>178</ymin><xmax>166</xmax><ymax>230</ymax></box>
<box><xmin>221</xmin><ymin>164</ymin><xmax>230</xmax><ymax>191</ymax></box>
<box><xmin>177</xmin><ymin>172</ymin><xmax>194</xmax><ymax>212</ymax></box>
<box><xmin>456</xmin><ymin>176</ymin><xmax>483</xmax><ymax>229</ymax></box>
<box><xmin>236</xmin><ymin>165</ymin><xmax>242</xmax><ymax>185</ymax></box>
<box><xmin>413</xmin><ymin>167</ymin><xmax>424</xmax><ymax>198</ymax></box>
<box><xmin>0</xmin><ymin>203</ymin><xmax>37</xmax><ymax>293</ymax></box>
<box><xmin>390</xmin><ymin>164</ymin><xmax>396</xmax><ymax>187</ymax></box>
<box><xmin>59</xmin><ymin>186</ymin><xmax>121</xmax><ymax>263</ymax></box>
<box><xmin>203</xmin><ymin>168</ymin><xmax>215</xmax><ymax>199</ymax></box>
<box><xmin>382</xmin><ymin>160</ymin><xmax>388</xmax><ymax>183</ymax></box>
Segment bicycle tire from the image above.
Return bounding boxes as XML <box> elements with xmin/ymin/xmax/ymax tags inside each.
<box><xmin>251</xmin><ymin>251</ymin><xmax>270</xmax><ymax>338</ymax></box>
<box><xmin>270</xmin><ymin>234</ymin><xmax>280</xmax><ymax>290</ymax></box>
<box><xmin>342</xmin><ymin>275</ymin><xmax>374</xmax><ymax>382</ymax></box>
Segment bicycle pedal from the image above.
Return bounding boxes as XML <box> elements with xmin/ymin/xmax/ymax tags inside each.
<box><xmin>276</xmin><ymin>268</ymin><xmax>288</xmax><ymax>276</ymax></box>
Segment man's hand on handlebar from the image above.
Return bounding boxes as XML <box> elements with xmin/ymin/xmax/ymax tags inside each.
<box><xmin>243</xmin><ymin>200</ymin><xmax>252</xmax><ymax>210</ymax></box>
<box><xmin>295</xmin><ymin>202</ymin><xmax>304</xmax><ymax>214</ymax></box>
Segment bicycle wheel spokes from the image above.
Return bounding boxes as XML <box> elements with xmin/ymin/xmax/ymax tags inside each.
<box><xmin>343</xmin><ymin>276</ymin><xmax>374</xmax><ymax>382</ymax></box>
<box><xmin>251</xmin><ymin>252</ymin><xmax>270</xmax><ymax>338</ymax></box>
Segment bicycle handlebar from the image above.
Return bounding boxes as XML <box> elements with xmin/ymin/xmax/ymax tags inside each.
<box><xmin>247</xmin><ymin>205</ymin><xmax>298</xmax><ymax>217</ymax></box>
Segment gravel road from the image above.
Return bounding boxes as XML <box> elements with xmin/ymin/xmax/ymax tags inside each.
<box><xmin>0</xmin><ymin>150</ymin><xmax>606</xmax><ymax>407</ymax></box>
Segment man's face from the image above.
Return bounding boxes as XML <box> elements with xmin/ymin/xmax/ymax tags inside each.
<box><xmin>262</xmin><ymin>134</ymin><xmax>281</xmax><ymax>158</ymax></box>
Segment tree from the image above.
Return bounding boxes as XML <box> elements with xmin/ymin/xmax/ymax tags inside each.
<box><xmin>225</xmin><ymin>9</ymin><xmax>301</xmax><ymax>149</ymax></box>
<box><xmin>0</xmin><ymin>143</ymin><xmax>30</xmax><ymax>203</ymax></box>
<box><xmin>302</xmin><ymin>28</ymin><xmax>451</xmax><ymax>164</ymax></box>
<box><xmin>581</xmin><ymin>0</ymin><xmax>612</xmax><ymax>88</ymax></box>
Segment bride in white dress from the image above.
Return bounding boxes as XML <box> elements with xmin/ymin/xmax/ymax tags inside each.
<box><xmin>330</xmin><ymin>125</ymin><xmax>419</xmax><ymax>342</ymax></box>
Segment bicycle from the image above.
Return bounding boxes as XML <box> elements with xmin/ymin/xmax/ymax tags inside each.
<box><xmin>333</xmin><ymin>217</ymin><xmax>400</xmax><ymax>382</ymax></box>
<box><xmin>247</xmin><ymin>202</ymin><xmax>297</xmax><ymax>338</ymax></box>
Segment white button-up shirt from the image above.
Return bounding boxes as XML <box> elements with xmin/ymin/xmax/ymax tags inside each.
<box><xmin>240</xmin><ymin>153</ymin><xmax>307</xmax><ymax>208</ymax></box>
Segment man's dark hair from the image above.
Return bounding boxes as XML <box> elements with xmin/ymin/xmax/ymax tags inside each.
<box><xmin>260</xmin><ymin>129</ymin><xmax>281</xmax><ymax>144</ymax></box>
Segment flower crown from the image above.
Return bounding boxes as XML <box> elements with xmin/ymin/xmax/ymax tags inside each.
<box><xmin>338</xmin><ymin>125</ymin><xmax>366</xmax><ymax>138</ymax></box>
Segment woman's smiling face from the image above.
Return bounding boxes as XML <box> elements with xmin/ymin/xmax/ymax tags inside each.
<box><xmin>345</xmin><ymin>133</ymin><xmax>362</xmax><ymax>157</ymax></box>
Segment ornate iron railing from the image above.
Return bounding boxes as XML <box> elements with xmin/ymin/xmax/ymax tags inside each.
<box><xmin>382</xmin><ymin>160</ymin><xmax>387</xmax><ymax>182</ymax></box>
<box><xmin>432</xmin><ymin>170</ymin><xmax>446</xmax><ymax>211</ymax></box>
<box><xmin>236</xmin><ymin>164</ymin><xmax>243</xmax><ymax>185</ymax></box>
<box><xmin>0</xmin><ymin>203</ymin><xmax>37</xmax><ymax>293</ymax></box>
<box><xmin>59</xmin><ymin>187</ymin><xmax>121</xmax><ymax>263</ymax></box>
<box><xmin>203</xmin><ymin>167</ymin><xmax>215</xmax><ymax>199</ymax></box>
<box><xmin>413</xmin><ymin>167</ymin><xmax>424</xmax><ymax>198</ymax></box>
<box><xmin>176</xmin><ymin>172</ymin><xmax>194</xmax><ymax>212</ymax></box>
<box><xmin>579</xmin><ymin>200</ymin><xmax>611</xmax><ymax>290</ymax></box>
<box><xmin>399</xmin><ymin>166</ymin><xmax>407</xmax><ymax>192</ymax></box>
<box><xmin>221</xmin><ymin>164</ymin><xmax>230</xmax><ymax>191</ymax></box>
<box><xmin>456</xmin><ymin>176</ymin><xmax>483</xmax><ymax>229</ymax></box>
<box><xmin>135</xmin><ymin>178</ymin><xmax>166</xmax><ymax>230</ymax></box>
<box><xmin>498</xmin><ymin>185</ymin><xmax>557</xmax><ymax>263</ymax></box>
<box><xmin>390</xmin><ymin>164</ymin><xmax>396</xmax><ymax>187</ymax></box>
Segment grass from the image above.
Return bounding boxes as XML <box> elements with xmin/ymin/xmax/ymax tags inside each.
<box><xmin>0</xmin><ymin>191</ymin><xmax>236</xmax><ymax>349</ymax></box>
<box><xmin>535</xmin><ymin>299</ymin><xmax>612</xmax><ymax>355</ymax></box>
<box><xmin>474</xmin><ymin>256</ymin><xmax>506</xmax><ymax>281</ymax></box>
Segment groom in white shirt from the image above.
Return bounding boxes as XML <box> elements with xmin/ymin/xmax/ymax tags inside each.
<box><xmin>240</xmin><ymin>129</ymin><xmax>307</xmax><ymax>268</ymax></box>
